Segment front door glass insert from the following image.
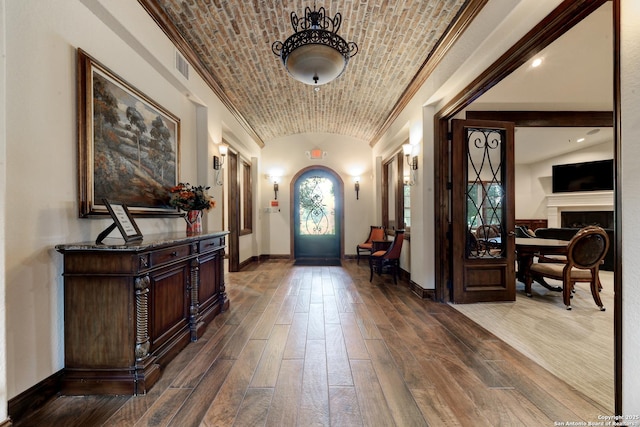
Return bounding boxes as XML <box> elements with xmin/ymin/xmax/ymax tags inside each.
<box><xmin>298</xmin><ymin>176</ymin><xmax>335</xmax><ymax>235</ymax></box>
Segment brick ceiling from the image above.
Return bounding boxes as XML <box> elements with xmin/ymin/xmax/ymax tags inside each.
<box><xmin>140</xmin><ymin>0</ymin><xmax>473</xmax><ymax>146</ymax></box>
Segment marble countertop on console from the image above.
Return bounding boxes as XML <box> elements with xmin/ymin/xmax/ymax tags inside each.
<box><xmin>55</xmin><ymin>231</ymin><xmax>229</xmax><ymax>252</ymax></box>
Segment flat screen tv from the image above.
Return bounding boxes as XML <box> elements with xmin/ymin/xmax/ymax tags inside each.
<box><xmin>552</xmin><ymin>159</ymin><xmax>613</xmax><ymax>193</ymax></box>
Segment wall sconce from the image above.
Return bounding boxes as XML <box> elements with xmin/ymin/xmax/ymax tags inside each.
<box><xmin>403</xmin><ymin>143</ymin><xmax>418</xmax><ymax>170</ymax></box>
<box><xmin>271</xmin><ymin>176</ymin><xmax>280</xmax><ymax>200</ymax></box>
<box><xmin>213</xmin><ymin>144</ymin><xmax>228</xmax><ymax>185</ymax></box>
<box><xmin>403</xmin><ymin>144</ymin><xmax>418</xmax><ymax>186</ymax></box>
<box><xmin>354</xmin><ymin>176</ymin><xmax>360</xmax><ymax>200</ymax></box>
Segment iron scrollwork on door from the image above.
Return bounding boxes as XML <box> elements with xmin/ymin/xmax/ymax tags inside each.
<box><xmin>465</xmin><ymin>127</ymin><xmax>505</xmax><ymax>259</ymax></box>
<box><xmin>298</xmin><ymin>175</ymin><xmax>335</xmax><ymax>235</ymax></box>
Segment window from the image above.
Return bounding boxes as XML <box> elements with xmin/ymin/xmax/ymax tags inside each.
<box><xmin>466</xmin><ymin>181</ymin><xmax>503</xmax><ymax>229</ymax></box>
<box><xmin>382</xmin><ymin>148</ymin><xmax>409</xmax><ymax>233</ymax></box>
<box><xmin>403</xmin><ymin>184</ymin><xmax>411</xmax><ymax>228</ymax></box>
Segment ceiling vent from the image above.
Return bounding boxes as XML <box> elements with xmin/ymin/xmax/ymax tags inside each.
<box><xmin>175</xmin><ymin>50</ymin><xmax>189</xmax><ymax>80</ymax></box>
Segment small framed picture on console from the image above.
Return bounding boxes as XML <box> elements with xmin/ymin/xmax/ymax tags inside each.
<box><xmin>96</xmin><ymin>199</ymin><xmax>143</xmax><ymax>244</ymax></box>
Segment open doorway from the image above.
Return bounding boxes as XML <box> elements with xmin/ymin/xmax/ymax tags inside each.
<box><xmin>434</xmin><ymin>0</ymin><xmax>617</xmax><ymax>412</ymax></box>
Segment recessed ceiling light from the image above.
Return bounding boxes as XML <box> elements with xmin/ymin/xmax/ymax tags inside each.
<box><xmin>577</xmin><ymin>138</ymin><xmax>585</xmax><ymax>143</ymax></box>
<box><xmin>531</xmin><ymin>58</ymin><xmax>543</xmax><ymax>68</ymax></box>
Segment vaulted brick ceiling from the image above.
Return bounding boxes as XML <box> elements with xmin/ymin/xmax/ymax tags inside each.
<box><xmin>139</xmin><ymin>0</ymin><xmax>476</xmax><ymax>146</ymax></box>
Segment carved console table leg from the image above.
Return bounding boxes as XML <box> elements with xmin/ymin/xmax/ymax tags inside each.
<box><xmin>189</xmin><ymin>255</ymin><xmax>200</xmax><ymax>341</ymax></box>
<box><xmin>134</xmin><ymin>274</ymin><xmax>160</xmax><ymax>395</ymax></box>
<box><xmin>219</xmin><ymin>251</ymin><xmax>229</xmax><ymax>310</ymax></box>
<box><xmin>135</xmin><ymin>275</ymin><xmax>151</xmax><ymax>360</ymax></box>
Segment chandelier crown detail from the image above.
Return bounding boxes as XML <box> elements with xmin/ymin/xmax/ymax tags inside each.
<box><xmin>272</xmin><ymin>4</ymin><xmax>358</xmax><ymax>86</ymax></box>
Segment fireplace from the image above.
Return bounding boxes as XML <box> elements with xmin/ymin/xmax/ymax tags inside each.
<box><xmin>561</xmin><ymin>211</ymin><xmax>614</xmax><ymax>229</ymax></box>
<box><xmin>546</xmin><ymin>191</ymin><xmax>613</xmax><ymax>228</ymax></box>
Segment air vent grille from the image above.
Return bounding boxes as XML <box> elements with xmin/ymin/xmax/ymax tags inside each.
<box><xmin>176</xmin><ymin>50</ymin><xmax>189</xmax><ymax>80</ymax></box>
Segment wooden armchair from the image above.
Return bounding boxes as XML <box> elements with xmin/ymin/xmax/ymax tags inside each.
<box><xmin>525</xmin><ymin>226</ymin><xmax>609</xmax><ymax>311</ymax></box>
<box><xmin>356</xmin><ymin>226</ymin><xmax>386</xmax><ymax>264</ymax></box>
<box><xmin>475</xmin><ymin>224</ymin><xmax>501</xmax><ymax>248</ymax></box>
<box><xmin>369</xmin><ymin>230</ymin><xmax>405</xmax><ymax>284</ymax></box>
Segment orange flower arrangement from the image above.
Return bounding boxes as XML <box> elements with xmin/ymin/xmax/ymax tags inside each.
<box><xmin>168</xmin><ymin>183</ymin><xmax>215</xmax><ymax>211</ymax></box>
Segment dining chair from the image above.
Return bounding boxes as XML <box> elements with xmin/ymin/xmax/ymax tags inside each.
<box><xmin>356</xmin><ymin>226</ymin><xmax>386</xmax><ymax>264</ymax></box>
<box><xmin>514</xmin><ymin>225</ymin><xmax>534</xmax><ymax>238</ymax></box>
<box><xmin>525</xmin><ymin>225</ymin><xmax>609</xmax><ymax>311</ymax></box>
<box><xmin>475</xmin><ymin>224</ymin><xmax>501</xmax><ymax>251</ymax></box>
<box><xmin>476</xmin><ymin>224</ymin><xmax>500</xmax><ymax>239</ymax></box>
<box><xmin>369</xmin><ymin>230</ymin><xmax>405</xmax><ymax>284</ymax></box>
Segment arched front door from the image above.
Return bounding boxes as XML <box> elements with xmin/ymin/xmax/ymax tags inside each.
<box><xmin>292</xmin><ymin>167</ymin><xmax>343</xmax><ymax>265</ymax></box>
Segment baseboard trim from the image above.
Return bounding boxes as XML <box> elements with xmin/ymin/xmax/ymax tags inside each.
<box><xmin>8</xmin><ymin>370</ymin><xmax>63</xmax><ymax>423</ymax></box>
<box><xmin>258</xmin><ymin>254</ymin><xmax>291</xmax><ymax>261</ymax></box>
<box><xmin>238</xmin><ymin>256</ymin><xmax>258</xmax><ymax>270</ymax></box>
<box><xmin>408</xmin><ymin>280</ymin><xmax>435</xmax><ymax>299</ymax></box>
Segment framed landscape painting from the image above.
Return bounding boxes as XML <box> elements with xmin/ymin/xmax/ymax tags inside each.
<box><xmin>77</xmin><ymin>48</ymin><xmax>181</xmax><ymax>217</ymax></box>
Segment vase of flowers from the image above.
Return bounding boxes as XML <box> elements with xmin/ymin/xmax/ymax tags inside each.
<box><xmin>185</xmin><ymin>209</ymin><xmax>203</xmax><ymax>234</ymax></box>
<box><xmin>168</xmin><ymin>183</ymin><xmax>216</xmax><ymax>235</ymax></box>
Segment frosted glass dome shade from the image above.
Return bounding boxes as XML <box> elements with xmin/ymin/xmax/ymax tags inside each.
<box><xmin>285</xmin><ymin>44</ymin><xmax>348</xmax><ymax>86</ymax></box>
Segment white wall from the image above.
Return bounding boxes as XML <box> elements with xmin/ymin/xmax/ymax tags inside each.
<box><xmin>260</xmin><ymin>133</ymin><xmax>372</xmax><ymax>258</ymax></box>
<box><xmin>0</xmin><ymin>0</ymin><xmax>7</xmax><ymax>421</ymax></box>
<box><xmin>516</xmin><ymin>141</ymin><xmax>614</xmax><ymax>219</ymax></box>
<box><xmin>621</xmin><ymin>0</ymin><xmax>640</xmax><ymax>415</ymax></box>
<box><xmin>3</xmin><ymin>0</ymin><xmax>257</xmax><ymax>399</ymax></box>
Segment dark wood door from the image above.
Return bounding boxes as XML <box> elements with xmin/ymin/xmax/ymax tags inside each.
<box><xmin>228</xmin><ymin>151</ymin><xmax>240</xmax><ymax>272</ymax></box>
<box><xmin>451</xmin><ymin>119</ymin><xmax>516</xmax><ymax>303</ymax></box>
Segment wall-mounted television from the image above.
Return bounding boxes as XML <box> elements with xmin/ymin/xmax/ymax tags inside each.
<box><xmin>552</xmin><ymin>159</ymin><xmax>614</xmax><ymax>193</ymax></box>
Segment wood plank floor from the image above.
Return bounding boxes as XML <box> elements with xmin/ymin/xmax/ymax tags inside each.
<box><xmin>451</xmin><ymin>271</ymin><xmax>615</xmax><ymax>411</ymax></box>
<box><xmin>13</xmin><ymin>260</ymin><xmax>612</xmax><ymax>426</ymax></box>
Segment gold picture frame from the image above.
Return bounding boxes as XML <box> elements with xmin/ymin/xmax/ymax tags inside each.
<box><xmin>77</xmin><ymin>48</ymin><xmax>181</xmax><ymax>217</ymax></box>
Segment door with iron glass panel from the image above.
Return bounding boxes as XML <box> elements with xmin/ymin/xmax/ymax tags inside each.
<box><xmin>451</xmin><ymin>119</ymin><xmax>515</xmax><ymax>303</ymax></box>
<box><xmin>293</xmin><ymin>167</ymin><xmax>343</xmax><ymax>265</ymax></box>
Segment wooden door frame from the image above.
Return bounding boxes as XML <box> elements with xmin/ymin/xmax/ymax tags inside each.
<box><xmin>433</xmin><ymin>0</ymin><xmax>620</xmax><ymax>411</ymax></box>
<box><xmin>227</xmin><ymin>150</ymin><xmax>240</xmax><ymax>272</ymax></box>
<box><xmin>289</xmin><ymin>166</ymin><xmax>345</xmax><ymax>260</ymax></box>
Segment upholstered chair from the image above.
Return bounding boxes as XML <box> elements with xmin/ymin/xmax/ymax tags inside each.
<box><xmin>526</xmin><ymin>226</ymin><xmax>609</xmax><ymax>311</ymax></box>
<box><xmin>356</xmin><ymin>226</ymin><xmax>386</xmax><ymax>264</ymax></box>
<box><xmin>369</xmin><ymin>230</ymin><xmax>405</xmax><ymax>284</ymax></box>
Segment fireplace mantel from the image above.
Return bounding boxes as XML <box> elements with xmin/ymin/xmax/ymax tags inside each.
<box><xmin>546</xmin><ymin>191</ymin><xmax>614</xmax><ymax>228</ymax></box>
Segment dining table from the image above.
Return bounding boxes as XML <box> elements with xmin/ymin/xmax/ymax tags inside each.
<box><xmin>515</xmin><ymin>237</ymin><xmax>570</xmax><ymax>295</ymax></box>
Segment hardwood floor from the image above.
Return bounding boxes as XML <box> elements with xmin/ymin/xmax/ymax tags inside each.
<box><xmin>451</xmin><ymin>271</ymin><xmax>615</xmax><ymax>411</ymax></box>
<box><xmin>13</xmin><ymin>260</ymin><xmax>611</xmax><ymax>426</ymax></box>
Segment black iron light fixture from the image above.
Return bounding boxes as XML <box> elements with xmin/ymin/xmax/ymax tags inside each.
<box><xmin>213</xmin><ymin>144</ymin><xmax>228</xmax><ymax>186</ymax></box>
<box><xmin>272</xmin><ymin>3</ymin><xmax>358</xmax><ymax>86</ymax></box>
<box><xmin>403</xmin><ymin>144</ymin><xmax>418</xmax><ymax>186</ymax></box>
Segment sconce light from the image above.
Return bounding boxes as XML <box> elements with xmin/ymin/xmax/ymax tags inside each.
<box><xmin>403</xmin><ymin>143</ymin><xmax>418</xmax><ymax>170</ymax></box>
<box><xmin>403</xmin><ymin>143</ymin><xmax>418</xmax><ymax>186</ymax></box>
<box><xmin>213</xmin><ymin>144</ymin><xmax>228</xmax><ymax>185</ymax></box>
<box><xmin>271</xmin><ymin>176</ymin><xmax>280</xmax><ymax>200</ymax></box>
<box><xmin>354</xmin><ymin>176</ymin><xmax>360</xmax><ymax>200</ymax></box>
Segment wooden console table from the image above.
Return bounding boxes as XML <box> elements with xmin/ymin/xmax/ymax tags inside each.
<box><xmin>55</xmin><ymin>231</ymin><xmax>229</xmax><ymax>395</ymax></box>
